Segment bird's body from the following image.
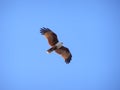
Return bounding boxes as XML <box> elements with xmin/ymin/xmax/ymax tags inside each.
<box><xmin>47</xmin><ymin>42</ymin><xmax>63</xmax><ymax>53</ymax></box>
<box><xmin>40</xmin><ymin>27</ymin><xmax>72</xmax><ymax>64</ymax></box>
<box><xmin>55</xmin><ymin>42</ymin><xmax>63</xmax><ymax>49</ymax></box>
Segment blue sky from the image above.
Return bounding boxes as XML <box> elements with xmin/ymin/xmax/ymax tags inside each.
<box><xmin>0</xmin><ymin>0</ymin><xmax>120</xmax><ymax>90</ymax></box>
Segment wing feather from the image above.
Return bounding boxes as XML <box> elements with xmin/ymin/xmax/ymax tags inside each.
<box><xmin>55</xmin><ymin>46</ymin><xmax>72</xmax><ymax>64</ymax></box>
<box><xmin>40</xmin><ymin>27</ymin><xmax>59</xmax><ymax>46</ymax></box>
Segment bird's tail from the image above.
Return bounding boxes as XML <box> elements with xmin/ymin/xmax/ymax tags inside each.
<box><xmin>46</xmin><ymin>46</ymin><xmax>57</xmax><ymax>54</ymax></box>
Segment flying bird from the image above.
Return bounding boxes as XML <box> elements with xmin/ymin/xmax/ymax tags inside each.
<box><xmin>40</xmin><ymin>27</ymin><xmax>72</xmax><ymax>64</ymax></box>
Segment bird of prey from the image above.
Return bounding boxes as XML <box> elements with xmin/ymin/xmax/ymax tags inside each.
<box><xmin>40</xmin><ymin>27</ymin><xmax>72</xmax><ymax>64</ymax></box>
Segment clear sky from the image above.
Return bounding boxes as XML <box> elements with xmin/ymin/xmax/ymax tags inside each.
<box><xmin>0</xmin><ymin>0</ymin><xmax>120</xmax><ymax>90</ymax></box>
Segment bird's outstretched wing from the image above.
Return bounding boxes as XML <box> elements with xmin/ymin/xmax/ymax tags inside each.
<box><xmin>55</xmin><ymin>46</ymin><xmax>72</xmax><ymax>64</ymax></box>
<box><xmin>40</xmin><ymin>27</ymin><xmax>59</xmax><ymax>46</ymax></box>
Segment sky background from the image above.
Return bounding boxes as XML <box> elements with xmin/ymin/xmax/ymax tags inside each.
<box><xmin>0</xmin><ymin>0</ymin><xmax>120</xmax><ymax>90</ymax></box>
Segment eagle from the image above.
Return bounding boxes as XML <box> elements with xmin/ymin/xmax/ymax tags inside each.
<box><xmin>40</xmin><ymin>27</ymin><xmax>72</xmax><ymax>64</ymax></box>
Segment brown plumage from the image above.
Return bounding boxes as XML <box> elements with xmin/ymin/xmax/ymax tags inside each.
<box><xmin>40</xmin><ymin>27</ymin><xmax>72</xmax><ymax>64</ymax></box>
<box><xmin>55</xmin><ymin>46</ymin><xmax>72</xmax><ymax>64</ymax></box>
<box><xmin>40</xmin><ymin>27</ymin><xmax>58</xmax><ymax>46</ymax></box>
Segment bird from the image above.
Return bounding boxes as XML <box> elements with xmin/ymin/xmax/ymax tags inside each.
<box><xmin>40</xmin><ymin>27</ymin><xmax>72</xmax><ymax>64</ymax></box>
